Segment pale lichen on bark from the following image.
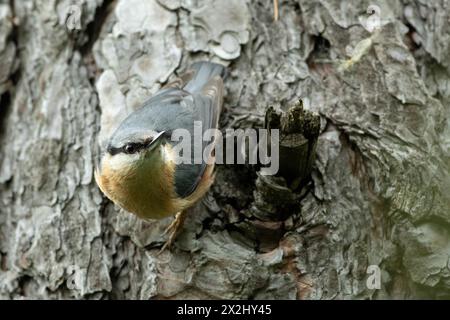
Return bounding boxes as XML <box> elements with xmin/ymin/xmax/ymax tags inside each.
<box><xmin>0</xmin><ymin>0</ymin><xmax>450</xmax><ymax>299</ymax></box>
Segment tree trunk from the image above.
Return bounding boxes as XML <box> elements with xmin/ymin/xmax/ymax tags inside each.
<box><xmin>1</xmin><ymin>0</ymin><xmax>450</xmax><ymax>299</ymax></box>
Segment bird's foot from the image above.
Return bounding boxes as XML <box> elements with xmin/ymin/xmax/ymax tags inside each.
<box><xmin>159</xmin><ymin>211</ymin><xmax>187</xmax><ymax>253</ymax></box>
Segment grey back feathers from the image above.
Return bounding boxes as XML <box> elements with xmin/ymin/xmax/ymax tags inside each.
<box><xmin>107</xmin><ymin>61</ymin><xmax>226</xmax><ymax>198</ymax></box>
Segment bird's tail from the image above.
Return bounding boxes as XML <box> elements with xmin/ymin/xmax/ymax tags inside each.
<box><xmin>183</xmin><ymin>61</ymin><xmax>227</xmax><ymax>94</ymax></box>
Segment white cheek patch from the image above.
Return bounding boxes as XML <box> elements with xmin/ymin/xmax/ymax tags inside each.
<box><xmin>162</xmin><ymin>144</ymin><xmax>176</xmax><ymax>164</ymax></box>
<box><xmin>108</xmin><ymin>153</ymin><xmax>140</xmax><ymax>171</ymax></box>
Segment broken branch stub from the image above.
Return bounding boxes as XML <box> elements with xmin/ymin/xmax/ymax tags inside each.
<box><xmin>266</xmin><ymin>100</ymin><xmax>320</xmax><ymax>189</ymax></box>
<box><xmin>237</xmin><ymin>101</ymin><xmax>320</xmax><ymax>249</ymax></box>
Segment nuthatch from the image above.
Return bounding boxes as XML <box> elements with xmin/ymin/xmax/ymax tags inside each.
<box><xmin>95</xmin><ymin>62</ymin><xmax>226</xmax><ymax>249</ymax></box>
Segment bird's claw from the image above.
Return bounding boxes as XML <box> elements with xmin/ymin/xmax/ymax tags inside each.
<box><xmin>159</xmin><ymin>211</ymin><xmax>186</xmax><ymax>254</ymax></box>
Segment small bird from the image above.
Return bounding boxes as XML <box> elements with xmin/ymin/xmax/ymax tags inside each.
<box><xmin>95</xmin><ymin>62</ymin><xmax>226</xmax><ymax>250</ymax></box>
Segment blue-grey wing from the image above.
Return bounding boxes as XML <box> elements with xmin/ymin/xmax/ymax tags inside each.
<box><xmin>172</xmin><ymin>91</ymin><xmax>221</xmax><ymax>198</ymax></box>
<box><xmin>170</xmin><ymin>62</ymin><xmax>225</xmax><ymax>198</ymax></box>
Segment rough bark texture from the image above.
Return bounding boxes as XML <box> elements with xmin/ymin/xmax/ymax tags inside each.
<box><xmin>1</xmin><ymin>0</ymin><xmax>450</xmax><ymax>299</ymax></box>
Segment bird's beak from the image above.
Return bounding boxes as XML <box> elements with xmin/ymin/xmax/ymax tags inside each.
<box><xmin>146</xmin><ymin>131</ymin><xmax>166</xmax><ymax>152</ymax></box>
<box><xmin>152</xmin><ymin>131</ymin><xmax>166</xmax><ymax>143</ymax></box>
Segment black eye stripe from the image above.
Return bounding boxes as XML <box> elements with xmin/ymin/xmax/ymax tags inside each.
<box><xmin>122</xmin><ymin>138</ymin><xmax>155</xmax><ymax>154</ymax></box>
<box><xmin>107</xmin><ymin>135</ymin><xmax>159</xmax><ymax>156</ymax></box>
<box><xmin>142</xmin><ymin>137</ymin><xmax>154</xmax><ymax>147</ymax></box>
<box><xmin>123</xmin><ymin>143</ymin><xmax>141</xmax><ymax>154</ymax></box>
<box><xmin>107</xmin><ymin>145</ymin><xmax>121</xmax><ymax>156</ymax></box>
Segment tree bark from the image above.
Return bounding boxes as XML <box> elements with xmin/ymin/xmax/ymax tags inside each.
<box><xmin>1</xmin><ymin>0</ymin><xmax>450</xmax><ymax>299</ymax></box>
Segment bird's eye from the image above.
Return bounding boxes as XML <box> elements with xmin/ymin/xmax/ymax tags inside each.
<box><xmin>124</xmin><ymin>144</ymin><xmax>137</xmax><ymax>154</ymax></box>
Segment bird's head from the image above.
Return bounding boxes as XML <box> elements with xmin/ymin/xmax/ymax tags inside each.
<box><xmin>94</xmin><ymin>128</ymin><xmax>168</xmax><ymax>204</ymax></box>
<box><xmin>105</xmin><ymin>129</ymin><xmax>166</xmax><ymax>169</ymax></box>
